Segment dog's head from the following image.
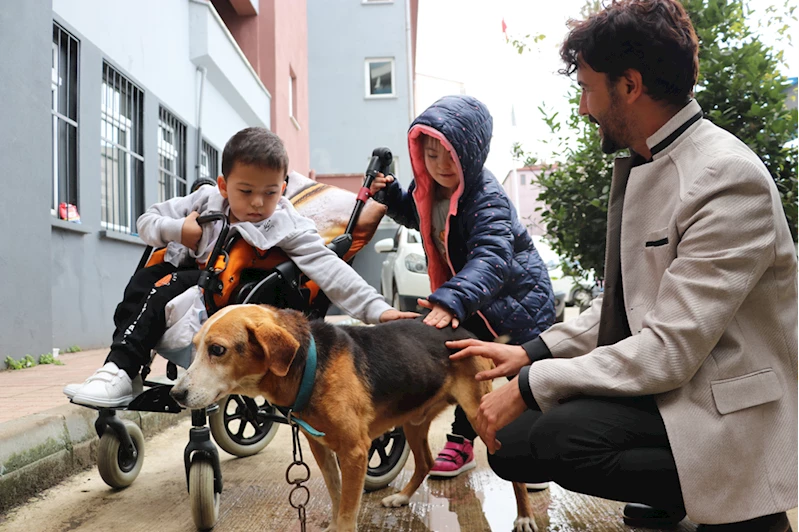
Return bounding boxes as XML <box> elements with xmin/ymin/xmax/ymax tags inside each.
<box><xmin>170</xmin><ymin>304</ymin><xmax>301</xmax><ymax>409</ymax></box>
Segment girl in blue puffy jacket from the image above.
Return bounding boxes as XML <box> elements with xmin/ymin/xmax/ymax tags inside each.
<box><xmin>370</xmin><ymin>94</ymin><xmax>555</xmax><ymax>478</ymax></box>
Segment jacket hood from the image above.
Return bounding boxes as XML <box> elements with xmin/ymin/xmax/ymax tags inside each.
<box><xmin>408</xmin><ymin>95</ymin><xmax>493</xmax><ymax>195</ymax></box>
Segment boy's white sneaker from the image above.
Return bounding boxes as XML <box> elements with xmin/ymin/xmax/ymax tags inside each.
<box><xmin>71</xmin><ymin>362</ymin><xmax>134</xmax><ymax>408</ymax></box>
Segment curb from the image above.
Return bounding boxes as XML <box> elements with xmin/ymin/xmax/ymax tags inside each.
<box><xmin>0</xmin><ymin>403</ymin><xmax>189</xmax><ymax>514</ymax></box>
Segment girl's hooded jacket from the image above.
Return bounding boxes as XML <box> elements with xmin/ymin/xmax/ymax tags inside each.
<box><xmin>379</xmin><ymin>95</ymin><xmax>555</xmax><ymax>344</ymax></box>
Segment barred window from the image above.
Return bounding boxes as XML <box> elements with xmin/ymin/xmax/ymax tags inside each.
<box><xmin>200</xmin><ymin>139</ymin><xmax>219</xmax><ymax>180</ymax></box>
<box><xmin>158</xmin><ymin>107</ymin><xmax>187</xmax><ymax>201</ymax></box>
<box><xmin>52</xmin><ymin>23</ymin><xmax>79</xmax><ymax>219</ymax></box>
<box><xmin>101</xmin><ymin>63</ymin><xmax>144</xmax><ymax>234</ymax></box>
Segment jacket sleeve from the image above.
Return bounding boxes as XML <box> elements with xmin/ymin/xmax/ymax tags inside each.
<box><xmin>528</xmin><ymin>158</ymin><xmax>778</xmax><ymax>411</ymax></box>
<box><xmin>537</xmin><ymin>295</ymin><xmax>603</xmax><ymax>358</ymax></box>
<box><xmin>136</xmin><ymin>187</ymin><xmax>209</xmax><ymax>247</ymax></box>
<box><xmin>427</xmin><ymin>192</ymin><xmax>514</xmax><ymax>321</ymax></box>
<box><xmin>282</xmin><ymin>229</ymin><xmax>392</xmax><ymax>324</ymax></box>
<box><xmin>378</xmin><ymin>179</ymin><xmax>420</xmax><ymax>230</ymax></box>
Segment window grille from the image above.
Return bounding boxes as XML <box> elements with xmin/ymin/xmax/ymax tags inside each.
<box><xmin>158</xmin><ymin>107</ymin><xmax>187</xmax><ymax>201</ymax></box>
<box><xmin>200</xmin><ymin>139</ymin><xmax>219</xmax><ymax>180</ymax></box>
<box><xmin>52</xmin><ymin>23</ymin><xmax>79</xmax><ymax>218</ymax></box>
<box><xmin>100</xmin><ymin>62</ymin><xmax>144</xmax><ymax>234</ymax></box>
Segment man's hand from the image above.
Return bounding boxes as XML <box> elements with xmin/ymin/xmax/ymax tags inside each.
<box><xmin>447</xmin><ymin>339</ymin><xmax>529</xmax><ymax>380</ymax></box>
<box><xmin>369</xmin><ymin>172</ymin><xmax>395</xmax><ymax>197</ymax></box>
<box><xmin>379</xmin><ymin>309</ymin><xmax>420</xmax><ymax>322</ymax></box>
<box><xmin>475</xmin><ymin>377</ymin><xmax>527</xmax><ymax>454</ymax></box>
<box><xmin>418</xmin><ymin>299</ymin><xmax>460</xmax><ymax>329</ymax></box>
<box><xmin>181</xmin><ymin>212</ymin><xmax>203</xmax><ymax>250</ymax></box>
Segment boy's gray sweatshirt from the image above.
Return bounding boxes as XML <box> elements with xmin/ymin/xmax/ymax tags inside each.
<box><xmin>136</xmin><ymin>185</ymin><xmax>391</xmax><ymax>324</ymax></box>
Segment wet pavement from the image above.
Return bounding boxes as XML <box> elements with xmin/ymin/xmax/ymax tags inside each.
<box><xmin>1</xmin><ymin>402</ymin><xmax>710</xmax><ymax>532</ymax></box>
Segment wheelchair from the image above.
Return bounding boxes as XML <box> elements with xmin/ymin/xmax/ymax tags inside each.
<box><xmin>77</xmin><ymin>148</ymin><xmax>410</xmax><ymax>530</ymax></box>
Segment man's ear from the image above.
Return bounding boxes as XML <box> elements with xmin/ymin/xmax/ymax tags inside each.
<box><xmin>621</xmin><ymin>68</ymin><xmax>645</xmax><ymax>103</ymax></box>
<box><xmin>217</xmin><ymin>175</ymin><xmax>228</xmax><ymax>199</ymax></box>
<box><xmin>250</xmin><ymin>320</ymin><xmax>300</xmax><ymax>377</ymax></box>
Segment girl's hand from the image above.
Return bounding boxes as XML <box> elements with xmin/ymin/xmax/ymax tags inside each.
<box><xmin>369</xmin><ymin>172</ymin><xmax>395</xmax><ymax>197</ymax></box>
<box><xmin>418</xmin><ymin>299</ymin><xmax>459</xmax><ymax>329</ymax></box>
<box><xmin>181</xmin><ymin>212</ymin><xmax>203</xmax><ymax>250</ymax></box>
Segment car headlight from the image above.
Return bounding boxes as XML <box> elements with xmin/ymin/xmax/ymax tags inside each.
<box><xmin>404</xmin><ymin>253</ymin><xmax>428</xmax><ymax>274</ymax></box>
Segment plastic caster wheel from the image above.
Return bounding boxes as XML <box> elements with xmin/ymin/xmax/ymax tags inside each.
<box><xmin>189</xmin><ymin>454</ymin><xmax>220</xmax><ymax>530</ymax></box>
<box><xmin>97</xmin><ymin>419</ymin><xmax>145</xmax><ymax>489</ymax></box>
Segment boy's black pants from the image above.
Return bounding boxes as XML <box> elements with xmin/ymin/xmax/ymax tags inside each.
<box><xmin>488</xmin><ymin>395</ymin><xmax>686</xmax><ymax>514</ymax></box>
<box><xmin>106</xmin><ymin>262</ymin><xmax>202</xmax><ymax>379</ymax></box>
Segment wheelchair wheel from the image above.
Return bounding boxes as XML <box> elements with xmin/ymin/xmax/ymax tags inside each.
<box><xmin>363</xmin><ymin>427</ymin><xmax>410</xmax><ymax>492</ymax></box>
<box><xmin>209</xmin><ymin>395</ymin><xmax>279</xmax><ymax>457</ymax></box>
<box><xmin>189</xmin><ymin>454</ymin><xmax>220</xmax><ymax>531</ymax></box>
<box><xmin>97</xmin><ymin>420</ymin><xmax>145</xmax><ymax>489</ymax></box>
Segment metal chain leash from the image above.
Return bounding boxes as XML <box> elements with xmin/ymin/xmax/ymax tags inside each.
<box><xmin>285</xmin><ymin>413</ymin><xmax>310</xmax><ymax>532</ymax></box>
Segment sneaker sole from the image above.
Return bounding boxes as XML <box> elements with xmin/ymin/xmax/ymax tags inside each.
<box><xmin>427</xmin><ymin>459</ymin><xmax>477</xmax><ymax>478</ymax></box>
<box><xmin>526</xmin><ymin>482</ymin><xmax>550</xmax><ymax>491</ymax></box>
<box><xmin>71</xmin><ymin>394</ymin><xmax>133</xmax><ymax>408</ymax></box>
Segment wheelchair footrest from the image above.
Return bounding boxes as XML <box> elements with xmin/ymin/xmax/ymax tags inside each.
<box><xmin>127</xmin><ymin>384</ymin><xmax>183</xmax><ymax>413</ymax></box>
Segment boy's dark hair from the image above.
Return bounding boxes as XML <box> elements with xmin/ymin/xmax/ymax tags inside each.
<box><xmin>560</xmin><ymin>0</ymin><xmax>699</xmax><ymax>106</ymax></box>
<box><xmin>221</xmin><ymin>127</ymin><xmax>288</xmax><ymax>177</ymax></box>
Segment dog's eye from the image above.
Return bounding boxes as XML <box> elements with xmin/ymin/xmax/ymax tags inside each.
<box><xmin>209</xmin><ymin>344</ymin><xmax>226</xmax><ymax>357</ymax></box>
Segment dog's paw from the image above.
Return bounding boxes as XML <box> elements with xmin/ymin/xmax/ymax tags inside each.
<box><xmin>381</xmin><ymin>493</ymin><xmax>410</xmax><ymax>507</ymax></box>
<box><xmin>513</xmin><ymin>516</ymin><xmax>538</xmax><ymax>532</ymax></box>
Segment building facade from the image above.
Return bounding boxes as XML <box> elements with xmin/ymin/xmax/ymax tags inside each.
<box><xmin>307</xmin><ymin>0</ymin><xmax>418</xmax><ymax>293</ymax></box>
<box><xmin>502</xmin><ymin>166</ymin><xmax>548</xmax><ymax>237</ymax></box>
<box><xmin>0</xmin><ymin>0</ymin><xmax>304</xmax><ymax>359</ymax></box>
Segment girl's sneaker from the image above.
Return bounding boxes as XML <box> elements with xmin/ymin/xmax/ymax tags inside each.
<box><xmin>428</xmin><ymin>434</ymin><xmax>476</xmax><ymax>478</ymax></box>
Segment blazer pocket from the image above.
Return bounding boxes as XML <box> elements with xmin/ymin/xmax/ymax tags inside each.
<box><xmin>711</xmin><ymin>369</ymin><xmax>783</xmax><ymax>415</ymax></box>
<box><xmin>644</xmin><ymin>227</ymin><xmax>670</xmax><ymax>247</ymax></box>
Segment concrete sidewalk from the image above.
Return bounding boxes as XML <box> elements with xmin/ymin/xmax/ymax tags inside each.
<box><xmin>0</xmin><ymin>348</ymin><xmax>186</xmax><ymax>514</ymax></box>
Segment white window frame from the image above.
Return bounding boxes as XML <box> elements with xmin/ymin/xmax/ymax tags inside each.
<box><xmin>362</xmin><ymin>0</ymin><xmax>394</xmax><ymax>4</ymax></box>
<box><xmin>51</xmin><ymin>25</ymin><xmax>79</xmax><ymax>218</ymax></box>
<box><xmin>100</xmin><ymin>84</ymin><xmax>134</xmax><ymax>233</ymax></box>
<box><xmin>364</xmin><ymin>58</ymin><xmax>396</xmax><ymax>99</ymax></box>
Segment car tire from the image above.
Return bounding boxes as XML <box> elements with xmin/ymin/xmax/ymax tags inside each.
<box><xmin>392</xmin><ymin>282</ymin><xmax>404</xmax><ymax>311</ymax></box>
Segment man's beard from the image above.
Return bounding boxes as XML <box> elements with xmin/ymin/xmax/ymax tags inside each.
<box><xmin>592</xmin><ymin>90</ymin><xmax>627</xmax><ymax>154</ymax></box>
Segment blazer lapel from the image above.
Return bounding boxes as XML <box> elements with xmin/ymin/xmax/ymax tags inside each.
<box><xmin>597</xmin><ymin>156</ymin><xmax>634</xmax><ymax>347</ymax></box>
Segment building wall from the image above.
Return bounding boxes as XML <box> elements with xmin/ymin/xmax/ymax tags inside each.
<box><xmin>0</xmin><ymin>0</ymin><xmax>54</xmax><ymax>359</ymax></box>
<box><xmin>307</xmin><ymin>0</ymin><xmax>413</xmax><ymax>187</ymax></box>
<box><xmin>502</xmin><ymin>168</ymin><xmax>548</xmax><ymax>236</ymax></box>
<box><xmin>0</xmin><ymin>0</ymin><xmax>271</xmax><ymax>357</ymax></box>
<box><xmin>212</xmin><ymin>0</ymin><xmax>310</xmax><ymax>175</ymax></box>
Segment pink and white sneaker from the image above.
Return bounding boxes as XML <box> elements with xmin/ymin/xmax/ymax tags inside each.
<box><xmin>428</xmin><ymin>434</ymin><xmax>476</xmax><ymax>478</ymax></box>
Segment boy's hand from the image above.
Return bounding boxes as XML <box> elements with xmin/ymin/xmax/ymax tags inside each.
<box><xmin>369</xmin><ymin>172</ymin><xmax>395</xmax><ymax>197</ymax></box>
<box><xmin>418</xmin><ymin>299</ymin><xmax>459</xmax><ymax>329</ymax></box>
<box><xmin>379</xmin><ymin>309</ymin><xmax>420</xmax><ymax>323</ymax></box>
<box><xmin>181</xmin><ymin>212</ymin><xmax>203</xmax><ymax>251</ymax></box>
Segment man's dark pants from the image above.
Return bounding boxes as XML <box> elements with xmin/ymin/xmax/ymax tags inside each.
<box><xmin>488</xmin><ymin>395</ymin><xmax>686</xmax><ymax>514</ymax></box>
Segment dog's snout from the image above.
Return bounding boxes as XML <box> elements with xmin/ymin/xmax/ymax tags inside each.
<box><xmin>170</xmin><ymin>386</ymin><xmax>188</xmax><ymax>404</ymax></box>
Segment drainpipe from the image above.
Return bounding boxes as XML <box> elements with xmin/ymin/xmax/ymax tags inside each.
<box><xmin>404</xmin><ymin>0</ymin><xmax>414</xmax><ymax>120</ymax></box>
<box><xmin>195</xmin><ymin>66</ymin><xmax>207</xmax><ymax>182</ymax></box>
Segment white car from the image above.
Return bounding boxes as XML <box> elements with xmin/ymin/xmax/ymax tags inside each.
<box><xmin>374</xmin><ymin>226</ymin><xmax>430</xmax><ymax>312</ymax></box>
<box><xmin>532</xmin><ymin>235</ymin><xmax>595</xmax><ymax>314</ymax></box>
<box><xmin>374</xmin><ymin>227</ymin><xmax>569</xmax><ymax>322</ymax></box>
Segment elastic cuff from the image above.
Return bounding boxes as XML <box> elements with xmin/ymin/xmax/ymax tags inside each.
<box><xmin>518</xmin><ymin>366</ymin><xmax>540</xmax><ymax>410</ymax></box>
<box><xmin>160</xmin><ymin>217</ymin><xmax>185</xmax><ymax>245</ymax></box>
<box><xmin>522</xmin><ymin>337</ymin><xmax>552</xmax><ymax>364</ymax></box>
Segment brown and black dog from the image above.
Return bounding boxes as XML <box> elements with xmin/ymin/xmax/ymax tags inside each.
<box><xmin>171</xmin><ymin>304</ymin><xmax>537</xmax><ymax>532</ymax></box>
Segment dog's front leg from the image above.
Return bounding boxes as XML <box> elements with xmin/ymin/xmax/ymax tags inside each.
<box><xmin>305</xmin><ymin>437</ymin><xmax>341</xmax><ymax>531</ymax></box>
<box><xmin>382</xmin><ymin>420</ymin><xmax>433</xmax><ymax>507</ymax></box>
<box><xmin>334</xmin><ymin>439</ymin><xmax>370</xmax><ymax>532</ymax></box>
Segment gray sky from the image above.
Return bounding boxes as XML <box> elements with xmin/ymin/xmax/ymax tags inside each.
<box><xmin>415</xmin><ymin>0</ymin><xmax>797</xmax><ymax>181</ymax></box>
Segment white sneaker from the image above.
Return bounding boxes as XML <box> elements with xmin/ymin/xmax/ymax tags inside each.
<box><xmin>63</xmin><ymin>382</ymin><xmax>83</xmax><ymax>399</ymax></box>
<box><xmin>71</xmin><ymin>362</ymin><xmax>134</xmax><ymax>408</ymax></box>
<box><xmin>526</xmin><ymin>482</ymin><xmax>550</xmax><ymax>491</ymax></box>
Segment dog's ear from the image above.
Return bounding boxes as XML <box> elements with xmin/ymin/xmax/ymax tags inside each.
<box><xmin>250</xmin><ymin>320</ymin><xmax>300</xmax><ymax>377</ymax></box>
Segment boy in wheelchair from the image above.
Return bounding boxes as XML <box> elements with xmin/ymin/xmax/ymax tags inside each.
<box><xmin>65</xmin><ymin>127</ymin><xmax>415</xmax><ymax>408</ymax></box>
